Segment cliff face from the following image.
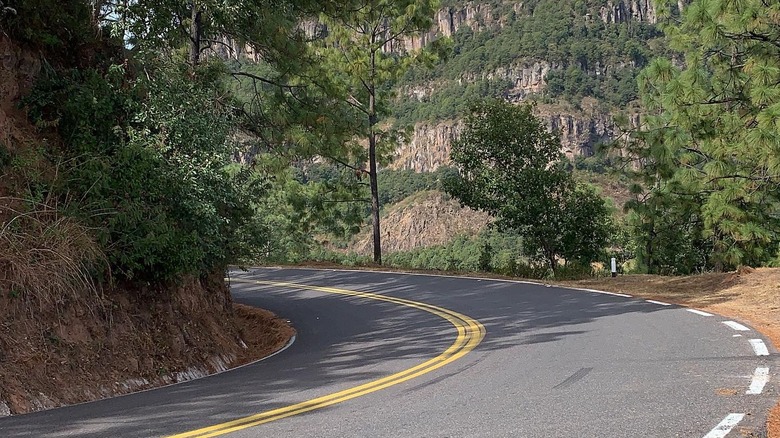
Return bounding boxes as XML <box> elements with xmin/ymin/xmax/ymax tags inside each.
<box><xmin>404</xmin><ymin>0</ymin><xmax>656</xmax><ymax>51</ymax></box>
<box><xmin>599</xmin><ymin>0</ymin><xmax>657</xmax><ymax>24</ymax></box>
<box><xmin>390</xmin><ymin>0</ymin><xmax>657</xmax><ymax>172</ymax></box>
<box><xmin>391</xmin><ymin>103</ymin><xmax>637</xmax><ymax>172</ymax></box>
<box><xmin>403</xmin><ymin>2</ymin><xmax>522</xmax><ymax>51</ymax></box>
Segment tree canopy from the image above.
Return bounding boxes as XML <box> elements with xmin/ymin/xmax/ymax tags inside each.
<box><xmin>445</xmin><ymin>100</ymin><xmax>611</xmax><ymax>272</ymax></box>
<box><xmin>623</xmin><ymin>0</ymin><xmax>780</xmax><ymax>272</ymax></box>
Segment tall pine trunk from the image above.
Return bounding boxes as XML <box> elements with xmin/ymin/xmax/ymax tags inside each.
<box><xmin>368</xmin><ymin>47</ymin><xmax>381</xmax><ymax>264</ymax></box>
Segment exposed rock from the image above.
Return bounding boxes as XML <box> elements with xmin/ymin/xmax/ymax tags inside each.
<box><xmin>351</xmin><ymin>191</ymin><xmax>491</xmax><ymax>254</ymax></box>
<box><xmin>392</xmin><ymin>121</ymin><xmax>461</xmax><ymax>172</ymax></box>
<box><xmin>0</xmin><ymin>401</ymin><xmax>10</xmax><ymax>417</ymax></box>
<box><xmin>599</xmin><ymin>0</ymin><xmax>657</xmax><ymax>24</ymax></box>
<box><xmin>402</xmin><ymin>2</ymin><xmax>518</xmax><ymax>51</ymax></box>
<box><xmin>391</xmin><ymin>101</ymin><xmax>640</xmax><ymax>171</ymax></box>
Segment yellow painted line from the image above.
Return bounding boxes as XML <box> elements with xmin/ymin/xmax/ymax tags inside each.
<box><xmin>167</xmin><ymin>279</ymin><xmax>485</xmax><ymax>438</ymax></box>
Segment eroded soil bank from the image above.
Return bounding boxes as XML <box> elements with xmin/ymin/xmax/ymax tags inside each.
<box><xmin>0</xmin><ymin>271</ymin><xmax>293</xmax><ymax>416</ymax></box>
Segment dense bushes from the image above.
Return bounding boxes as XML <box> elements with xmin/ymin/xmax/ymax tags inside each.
<box><xmin>23</xmin><ymin>61</ymin><xmax>263</xmax><ymax>282</ymax></box>
<box><xmin>307</xmin><ymin>227</ymin><xmax>612</xmax><ymax>280</ymax></box>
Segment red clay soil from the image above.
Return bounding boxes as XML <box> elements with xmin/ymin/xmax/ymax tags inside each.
<box><xmin>0</xmin><ymin>271</ymin><xmax>294</xmax><ymax>415</ymax></box>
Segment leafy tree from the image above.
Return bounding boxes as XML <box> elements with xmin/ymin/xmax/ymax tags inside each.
<box><xmin>316</xmin><ymin>0</ymin><xmax>440</xmax><ymax>264</ymax></box>
<box><xmin>445</xmin><ymin>100</ymin><xmax>611</xmax><ymax>272</ymax></box>
<box><xmin>624</xmin><ymin>0</ymin><xmax>780</xmax><ymax>271</ymax></box>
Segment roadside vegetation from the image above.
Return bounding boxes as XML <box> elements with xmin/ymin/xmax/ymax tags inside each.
<box><xmin>3</xmin><ymin>0</ymin><xmax>780</xmax><ymax>425</ymax></box>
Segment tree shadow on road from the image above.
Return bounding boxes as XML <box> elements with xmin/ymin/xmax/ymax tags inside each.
<box><xmin>0</xmin><ymin>268</ymin><xmax>686</xmax><ymax>438</ymax></box>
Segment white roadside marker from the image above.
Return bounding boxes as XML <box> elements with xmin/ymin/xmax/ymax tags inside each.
<box><xmin>747</xmin><ymin>367</ymin><xmax>770</xmax><ymax>395</ymax></box>
<box><xmin>703</xmin><ymin>413</ymin><xmax>745</xmax><ymax>438</ymax></box>
<box><xmin>646</xmin><ymin>299</ymin><xmax>671</xmax><ymax>306</ymax></box>
<box><xmin>687</xmin><ymin>309</ymin><xmax>713</xmax><ymax>317</ymax></box>
<box><xmin>722</xmin><ymin>321</ymin><xmax>751</xmax><ymax>331</ymax></box>
<box><xmin>749</xmin><ymin>339</ymin><xmax>770</xmax><ymax>356</ymax></box>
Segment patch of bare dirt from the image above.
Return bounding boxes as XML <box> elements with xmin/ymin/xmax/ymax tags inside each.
<box><xmin>559</xmin><ymin>268</ymin><xmax>780</xmax><ymax>437</ymax></box>
<box><xmin>0</xmin><ymin>271</ymin><xmax>294</xmax><ymax>416</ymax></box>
<box><xmin>349</xmin><ymin>190</ymin><xmax>491</xmax><ymax>255</ymax></box>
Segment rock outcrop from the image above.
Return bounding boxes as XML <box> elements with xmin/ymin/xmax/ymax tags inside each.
<box><xmin>391</xmin><ymin>101</ymin><xmax>639</xmax><ymax>171</ymax></box>
<box><xmin>393</xmin><ymin>121</ymin><xmax>461</xmax><ymax>172</ymax></box>
<box><xmin>599</xmin><ymin>0</ymin><xmax>657</xmax><ymax>24</ymax></box>
<box><xmin>351</xmin><ymin>191</ymin><xmax>491</xmax><ymax>254</ymax></box>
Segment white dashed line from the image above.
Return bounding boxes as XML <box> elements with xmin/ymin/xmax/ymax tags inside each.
<box><xmin>747</xmin><ymin>367</ymin><xmax>770</xmax><ymax>395</ymax></box>
<box><xmin>733</xmin><ymin>334</ymin><xmax>742</xmax><ymax>338</ymax></box>
<box><xmin>646</xmin><ymin>299</ymin><xmax>671</xmax><ymax>306</ymax></box>
<box><xmin>702</xmin><ymin>413</ymin><xmax>745</xmax><ymax>438</ymax></box>
<box><xmin>687</xmin><ymin>309</ymin><xmax>713</xmax><ymax>317</ymax></box>
<box><xmin>722</xmin><ymin>321</ymin><xmax>751</xmax><ymax>331</ymax></box>
<box><xmin>749</xmin><ymin>339</ymin><xmax>770</xmax><ymax>356</ymax></box>
<box><xmin>580</xmin><ymin>288</ymin><xmax>632</xmax><ymax>298</ymax></box>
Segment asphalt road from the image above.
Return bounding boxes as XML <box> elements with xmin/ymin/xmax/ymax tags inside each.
<box><xmin>0</xmin><ymin>267</ymin><xmax>777</xmax><ymax>437</ymax></box>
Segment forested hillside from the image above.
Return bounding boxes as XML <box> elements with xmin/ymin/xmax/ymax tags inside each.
<box><xmin>390</xmin><ymin>0</ymin><xmax>666</xmax><ymax>170</ymax></box>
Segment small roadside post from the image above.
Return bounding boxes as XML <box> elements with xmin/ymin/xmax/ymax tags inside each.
<box><xmin>611</xmin><ymin>258</ymin><xmax>617</xmax><ymax>278</ymax></box>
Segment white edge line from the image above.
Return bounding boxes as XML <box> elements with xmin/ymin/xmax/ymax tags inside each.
<box><xmin>703</xmin><ymin>413</ymin><xmax>745</xmax><ymax>438</ymax></box>
<box><xmin>747</xmin><ymin>367</ymin><xmax>770</xmax><ymax>395</ymax></box>
<box><xmin>687</xmin><ymin>309</ymin><xmax>714</xmax><ymax>317</ymax></box>
<box><xmin>579</xmin><ymin>288</ymin><xmax>633</xmax><ymax>298</ymax></box>
<box><xmin>749</xmin><ymin>339</ymin><xmax>770</xmax><ymax>356</ymax></box>
<box><xmin>722</xmin><ymin>321</ymin><xmax>751</xmax><ymax>331</ymax></box>
<box><xmin>646</xmin><ymin>299</ymin><xmax>671</xmax><ymax>306</ymax></box>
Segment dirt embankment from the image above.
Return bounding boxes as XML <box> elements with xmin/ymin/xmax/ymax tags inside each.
<box><xmin>0</xmin><ymin>33</ymin><xmax>293</xmax><ymax>416</ymax></box>
<box><xmin>0</xmin><ymin>271</ymin><xmax>293</xmax><ymax>415</ymax></box>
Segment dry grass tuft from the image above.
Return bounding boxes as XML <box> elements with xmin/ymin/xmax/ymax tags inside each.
<box><xmin>0</xmin><ymin>197</ymin><xmax>106</xmax><ymax>311</ymax></box>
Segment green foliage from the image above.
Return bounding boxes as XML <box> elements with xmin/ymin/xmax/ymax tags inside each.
<box><xmin>445</xmin><ymin>100</ymin><xmax>612</xmax><ymax>271</ymax></box>
<box><xmin>393</xmin><ymin>0</ymin><xmax>665</xmax><ymax>125</ymax></box>
<box><xmin>624</xmin><ymin>0</ymin><xmax>780</xmax><ymax>272</ymax></box>
<box><xmin>1</xmin><ymin>0</ymin><xmax>98</xmax><ymax>54</ymax></box>
<box><xmin>24</xmin><ymin>61</ymin><xmax>261</xmax><ymax>282</ymax></box>
<box><xmin>377</xmin><ymin>167</ymin><xmax>456</xmax><ymax>206</ymax></box>
<box><xmin>383</xmin><ymin>228</ymin><xmax>525</xmax><ymax>273</ymax></box>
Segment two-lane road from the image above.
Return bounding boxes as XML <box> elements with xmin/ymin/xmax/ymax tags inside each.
<box><xmin>0</xmin><ymin>268</ymin><xmax>777</xmax><ymax>437</ymax></box>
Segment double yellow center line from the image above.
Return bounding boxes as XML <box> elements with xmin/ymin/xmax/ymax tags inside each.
<box><xmin>167</xmin><ymin>279</ymin><xmax>486</xmax><ymax>438</ymax></box>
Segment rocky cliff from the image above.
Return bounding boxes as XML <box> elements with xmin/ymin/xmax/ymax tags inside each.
<box><xmin>390</xmin><ymin>0</ymin><xmax>657</xmax><ymax>171</ymax></box>
<box><xmin>404</xmin><ymin>0</ymin><xmax>657</xmax><ymax>51</ymax></box>
<box><xmin>391</xmin><ymin>101</ymin><xmax>637</xmax><ymax>171</ymax></box>
<box><xmin>598</xmin><ymin>0</ymin><xmax>657</xmax><ymax>24</ymax></box>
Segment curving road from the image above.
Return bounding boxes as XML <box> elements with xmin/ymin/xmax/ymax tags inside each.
<box><xmin>0</xmin><ymin>267</ymin><xmax>777</xmax><ymax>437</ymax></box>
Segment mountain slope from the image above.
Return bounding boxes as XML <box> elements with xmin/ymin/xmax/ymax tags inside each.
<box><xmin>389</xmin><ymin>0</ymin><xmax>664</xmax><ymax>171</ymax></box>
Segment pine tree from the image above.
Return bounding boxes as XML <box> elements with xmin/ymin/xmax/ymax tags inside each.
<box><xmin>315</xmin><ymin>0</ymin><xmax>440</xmax><ymax>264</ymax></box>
<box><xmin>627</xmin><ymin>0</ymin><xmax>780</xmax><ymax>271</ymax></box>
